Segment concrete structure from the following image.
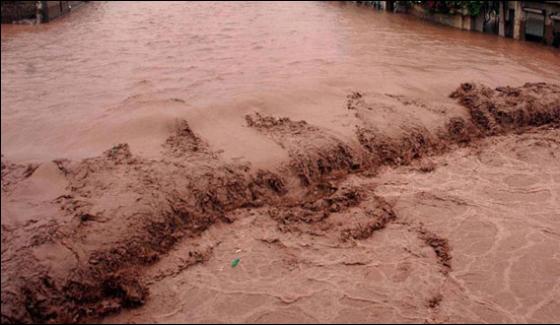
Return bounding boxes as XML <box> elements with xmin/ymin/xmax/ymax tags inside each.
<box><xmin>1</xmin><ymin>1</ymin><xmax>86</xmax><ymax>24</ymax></box>
<box><xmin>1</xmin><ymin>1</ymin><xmax>37</xmax><ymax>23</ymax></box>
<box><xmin>368</xmin><ymin>1</ymin><xmax>560</xmax><ymax>48</ymax></box>
<box><xmin>41</xmin><ymin>1</ymin><xmax>86</xmax><ymax>22</ymax></box>
<box><xmin>519</xmin><ymin>1</ymin><xmax>560</xmax><ymax>46</ymax></box>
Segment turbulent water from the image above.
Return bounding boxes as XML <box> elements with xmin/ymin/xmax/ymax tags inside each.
<box><xmin>1</xmin><ymin>2</ymin><xmax>559</xmax><ymax>324</ymax></box>
<box><xmin>1</xmin><ymin>1</ymin><xmax>559</xmax><ymax>164</ymax></box>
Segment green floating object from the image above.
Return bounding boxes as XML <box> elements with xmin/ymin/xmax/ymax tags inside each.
<box><xmin>231</xmin><ymin>258</ymin><xmax>240</xmax><ymax>268</ymax></box>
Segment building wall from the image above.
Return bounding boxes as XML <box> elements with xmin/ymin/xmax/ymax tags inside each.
<box><xmin>1</xmin><ymin>1</ymin><xmax>37</xmax><ymax>23</ymax></box>
<box><xmin>408</xmin><ymin>4</ymin><xmax>469</xmax><ymax>30</ymax></box>
<box><xmin>522</xmin><ymin>1</ymin><xmax>560</xmax><ymax>46</ymax></box>
<box><xmin>553</xmin><ymin>15</ymin><xmax>560</xmax><ymax>47</ymax></box>
<box><xmin>376</xmin><ymin>1</ymin><xmax>559</xmax><ymax>48</ymax></box>
<box><xmin>1</xmin><ymin>1</ymin><xmax>86</xmax><ymax>24</ymax></box>
<box><xmin>43</xmin><ymin>1</ymin><xmax>63</xmax><ymax>22</ymax></box>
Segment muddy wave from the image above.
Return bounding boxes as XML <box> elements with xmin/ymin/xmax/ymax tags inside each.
<box><xmin>1</xmin><ymin>82</ymin><xmax>559</xmax><ymax>323</ymax></box>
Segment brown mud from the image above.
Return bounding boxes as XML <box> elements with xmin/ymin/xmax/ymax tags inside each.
<box><xmin>1</xmin><ymin>158</ymin><xmax>39</xmax><ymax>193</ymax></box>
<box><xmin>245</xmin><ymin>113</ymin><xmax>362</xmax><ymax>187</ymax></box>
<box><xmin>108</xmin><ymin>126</ymin><xmax>560</xmax><ymax>323</ymax></box>
<box><xmin>1</xmin><ymin>82</ymin><xmax>560</xmax><ymax>323</ymax></box>
<box><xmin>1</xmin><ymin>124</ymin><xmax>285</xmax><ymax>323</ymax></box>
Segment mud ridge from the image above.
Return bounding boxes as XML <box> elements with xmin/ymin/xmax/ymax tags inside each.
<box><xmin>354</xmin><ymin>82</ymin><xmax>559</xmax><ymax>173</ymax></box>
<box><xmin>416</xmin><ymin>226</ymin><xmax>452</xmax><ymax>275</ymax></box>
<box><xmin>163</xmin><ymin>120</ymin><xmax>210</xmax><ymax>158</ymax></box>
<box><xmin>268</xmin><ymin>186</ymin><xmax>365</xmax><ymax>234</ymax></box>
<box><xmin>246</xmin><ymin>112</ymin><xmax>363</xmax><ymax>186</ymax></box>
<box><xmin>1</xmin><ymin>124</ymin><xmax>286</xmax><ymax>324</ymax></box>
<box><xmin>346</xmin><ymin>91</ymin><xmax>365</xmax><ymax>110</ymax></box>
<box><xmin>268</xmin><ymin>185</ymin><xmax>397</xmax><ymax>243</ymax></box>
<box><xmin>356</xmin><ymin>125</ymin><xmax>443</xmax><ymax>168</ymax></box>
<box><xmin>450</xmin><ymin>82</ymin><xmax>560</xmax><ymax>135</ymax></box>
<box><xmin>2</xmin><ymin>82</ymin><xmax>559</xmax><ymax>323</ymax></box>
<box><xmin>339</xmin><ymin>195</ymin><xmax>396</xmax><ymax>241</ymax></box>
<box><xmin>1</xmin><ymin>156</ymin><xmax>39</xmax><ymax>194</ymax></box>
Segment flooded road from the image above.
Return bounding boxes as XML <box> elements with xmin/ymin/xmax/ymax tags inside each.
<box><xmin>2</xmin><ymin>2</ymin><xmax>560</xmax><ymax>324</ymax></box>
<box><xmin>1</xmin><ymin>1</ymin><xmax>559</xmax><ymax>164</ymax></box>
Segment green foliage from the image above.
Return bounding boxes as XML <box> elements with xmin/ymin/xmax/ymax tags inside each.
<box><xmin>406</xmin><ymin>0</ymin><xmax>485</xmax><ymax>16</ymax></box>
<box><xmin>463</xmin><ymin>1</ymin><xmax>484</xmax><ymax>16</ymax></box>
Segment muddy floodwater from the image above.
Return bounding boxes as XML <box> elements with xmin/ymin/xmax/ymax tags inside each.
<box><xmin>1</xmin><ymin>1</ymin><xmax>560</xmax><ymax>324</ymax></box>
<box><xmin>2</xmin><ymin>1</ymin><xmax>559</xmax><ymax>163</ymax></box>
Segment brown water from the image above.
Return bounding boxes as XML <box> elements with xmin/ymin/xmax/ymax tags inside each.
<box><xmin>2</xmin><ymin>2</ymin><xmax>560</xmax><ymax>324</ymax></box>
<box><xmin>1</xmin><ymin>1</ymin><xmax>559</xmax><ymax>165</ymax></box>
